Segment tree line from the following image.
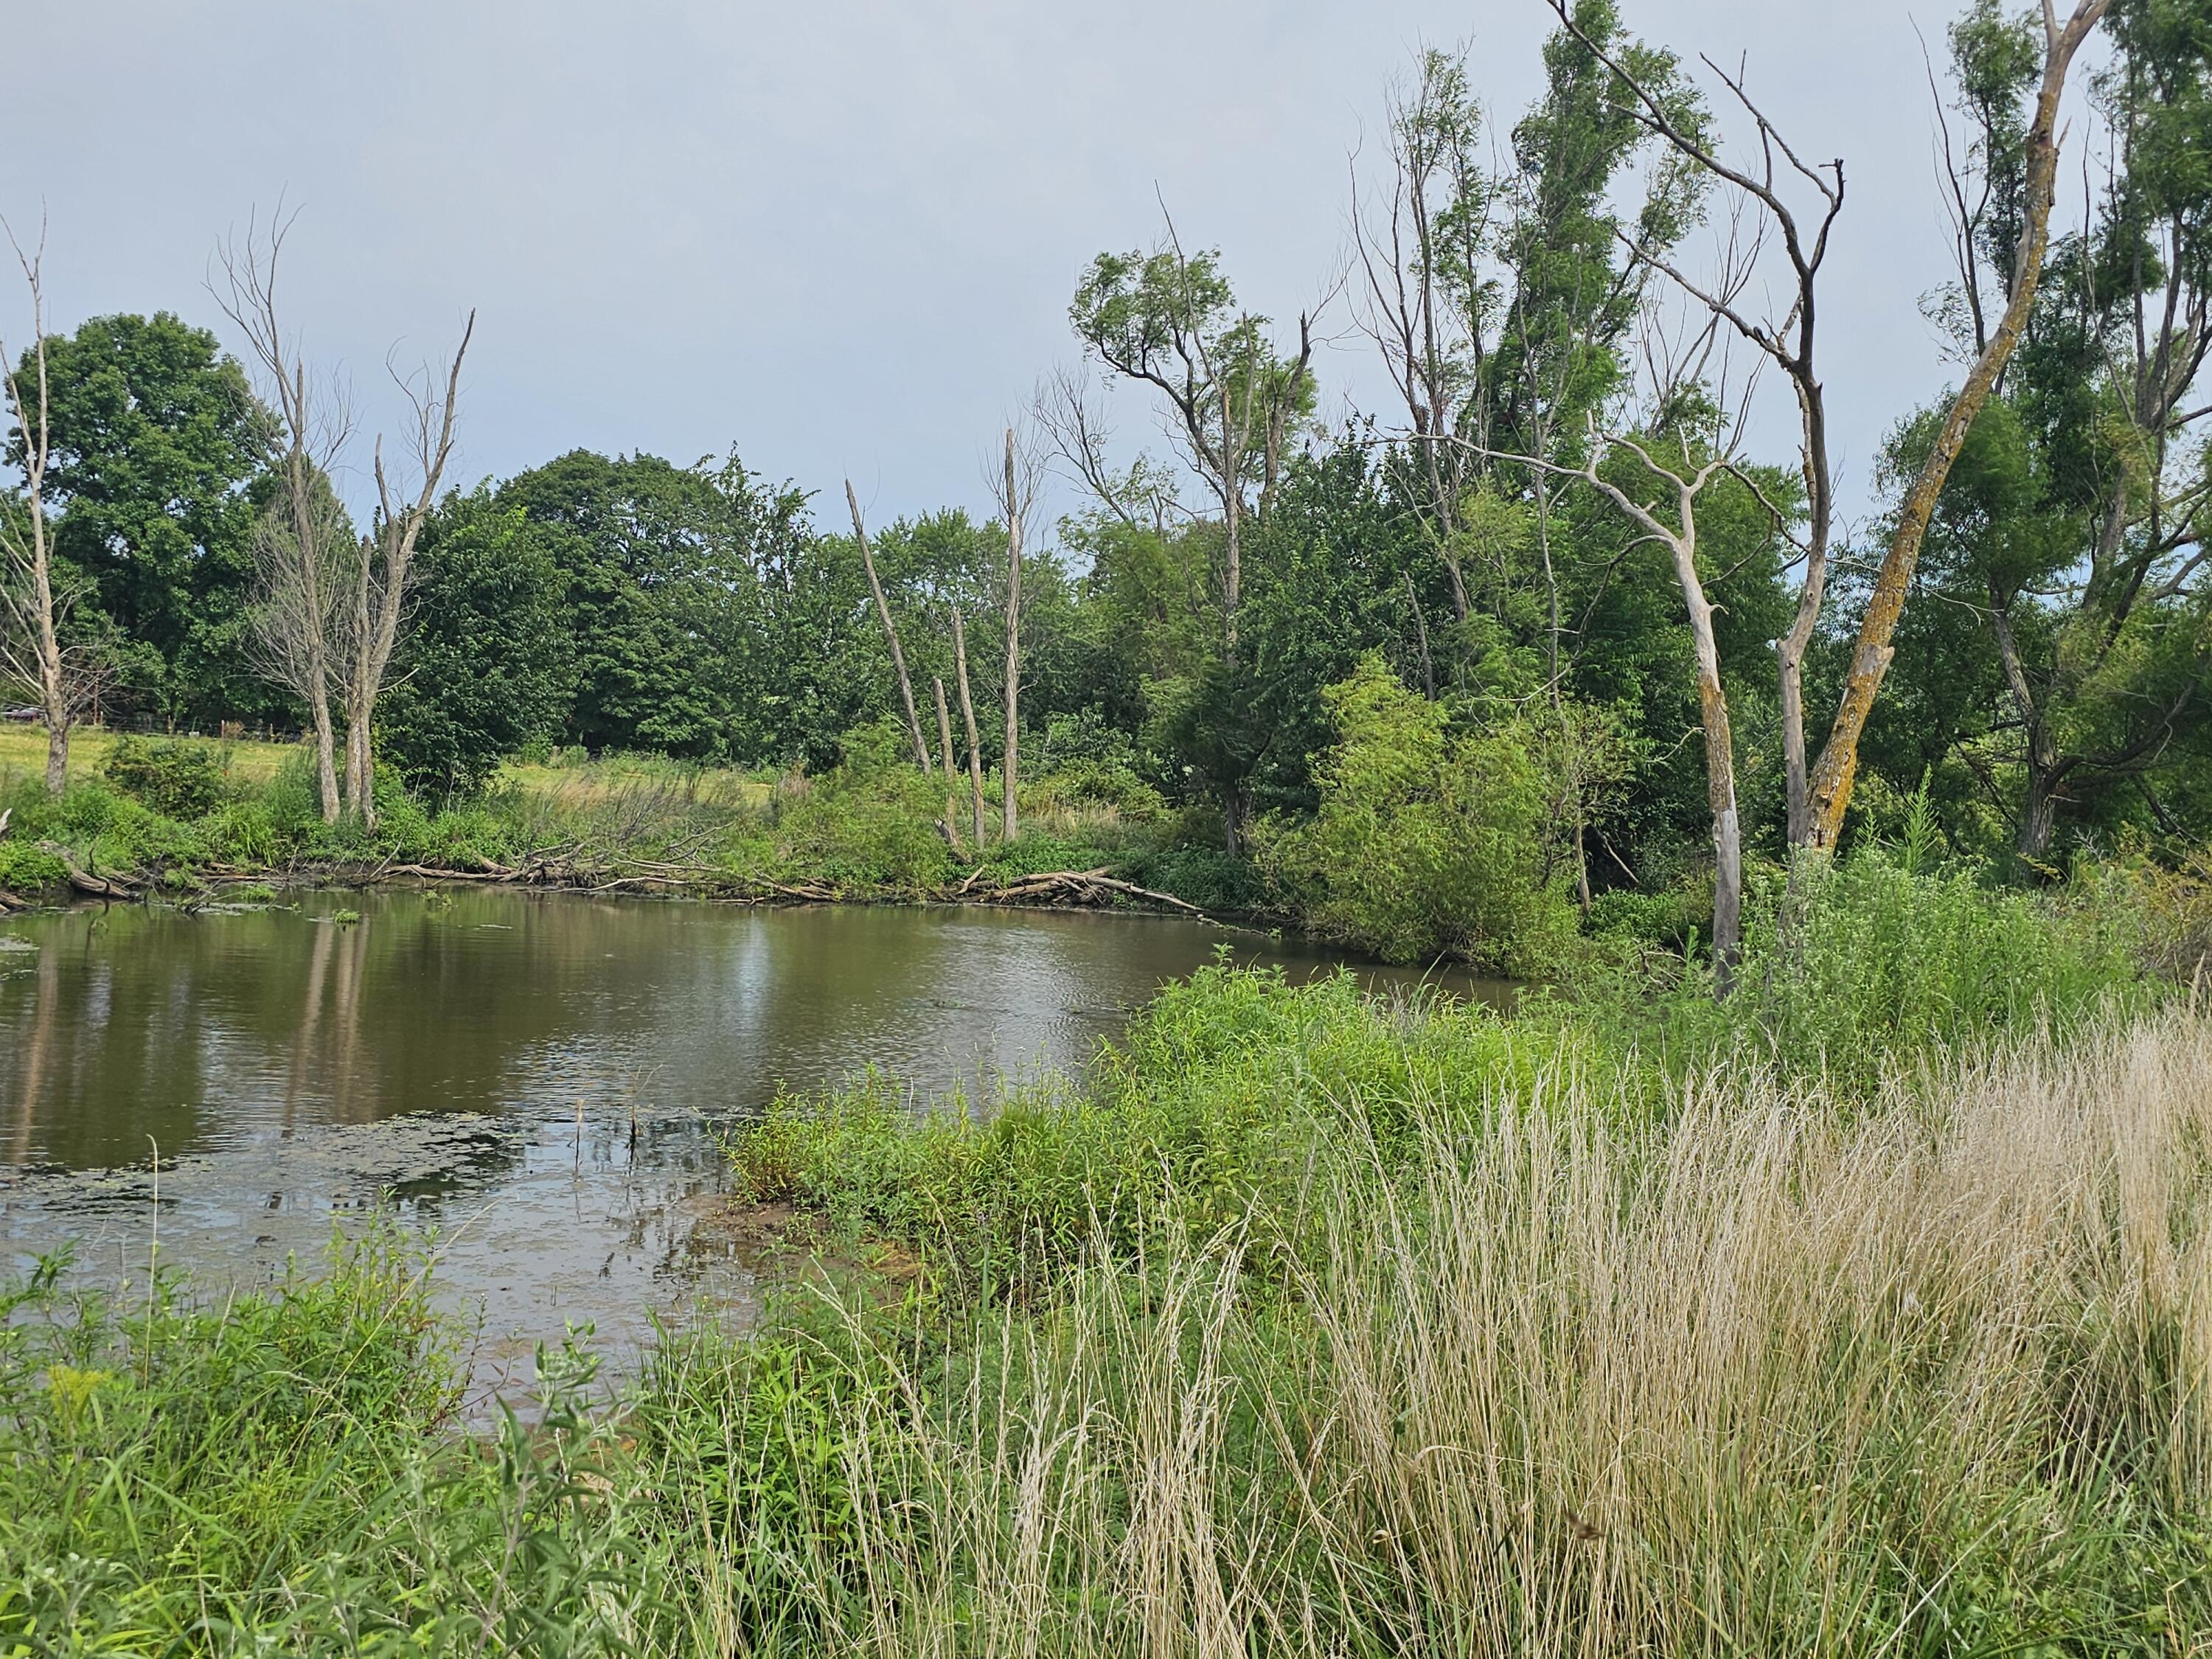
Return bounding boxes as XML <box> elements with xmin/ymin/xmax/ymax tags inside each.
<box><xmin>4</xmin><ymin>0</ymin><xmax>2207</xmax><ymax>967</ymax></box>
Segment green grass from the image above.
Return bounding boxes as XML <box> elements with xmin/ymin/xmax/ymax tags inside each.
<box><xmin>0</xmin><ymin>723</ymin><xmax>296</xmax><ymax>787</ymax></box>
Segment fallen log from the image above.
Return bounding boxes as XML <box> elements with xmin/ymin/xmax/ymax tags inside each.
<box><xmin>964</xmin><ymin>868</ymin><xmax>1209</xmax><ymax>919</ymax></box>
<box><xmin>38</xmin><ymin>842</ymin><xmax>140</xmax><ymax>899</ymax></box>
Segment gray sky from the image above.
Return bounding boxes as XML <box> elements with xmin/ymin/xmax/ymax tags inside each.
<box><xmin>13</xmin><ymin>1</ymin><xmax>2065</xmax><ymax>538</ymax></box>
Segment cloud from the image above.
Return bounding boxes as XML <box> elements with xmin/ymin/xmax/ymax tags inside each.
<box><xmin>12</xmin><ymin>0</ymin><xmax>2047</xmax><ymax>538</ymax></box>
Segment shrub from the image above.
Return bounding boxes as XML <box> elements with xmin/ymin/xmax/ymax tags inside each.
<box><xmin>1258</xmin><ymin>655</ymin><xmax>1576</xmax><ymax>973</ymax></box>
<box><xmin>0</xmin><ymin>839</ymin><xmax>66</xmax><ymax>894</ymax></box>
<box><xmin>1582</xmin><ymin>824</ymin><xmax>2153</xmax><ymax>1093</ymax></box>
<box><xmin>100</xmin><ymin>736</ymin><xmax>229</xmax><ymax>820</ymax></box>
<box><xmin>763</xmin><ymin>720</ymin><xmax>953</xmax><ymax>891</ymax></box>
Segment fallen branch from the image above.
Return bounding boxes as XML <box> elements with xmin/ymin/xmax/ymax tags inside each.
<box><xmin>38</xmin><ymin>841</ymin><xmax>141</xmax><ymax>899</ymax></box>
<box><xmin>961</xmin><ymin>867</ymin><xmax>1209</xmax><ymax>919</ymax></box>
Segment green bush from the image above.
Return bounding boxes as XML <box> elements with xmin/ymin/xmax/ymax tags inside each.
<box><xmin>100</xmin><ymin>735</ymin><xmax>230</xmax><ymax>819</ymax></box>
<box><xmin>1257</xmin><ymin>655</ymin><xmax>1576</xmax><ymax>973</ymax></box>
<box><xmin>0</xmin><ymin>839</ymin><xmax>67</xmax><ymax>894</ymax></box>
<box><xmin>733</xmin><ymin>961</ymin><xmax>1571</xmax><ymax>1278</ymax></box>
<box><xmin>762</xmin><ymin>720</ymin><xmax>954</xmax><ymax>891</ymax></box>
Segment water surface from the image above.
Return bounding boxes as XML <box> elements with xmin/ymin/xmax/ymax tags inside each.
<box><xmin>1</xmin><ymin>890</ymin><xmax>1489</xmax><ymax>1396</ymax></box>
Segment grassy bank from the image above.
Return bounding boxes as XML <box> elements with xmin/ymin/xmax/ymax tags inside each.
<box><xmin>0</xmin><ymin>724</ymin><xmax>1248</xmax><ymax>918</ymax></box>
<box><xmin>6</xmin><ymin>855</ymin><xmax>2210</xmax><ymax>1653</ymax></box>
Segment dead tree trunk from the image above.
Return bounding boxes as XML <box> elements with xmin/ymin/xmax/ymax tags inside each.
<box><xmin>1001</xmin><ymin>431</ymin><xmax>1023</xmax><ymax>845</ymax></box>
<box><xmin>1572</xmin><ymin>437</ymin><xmax>1743</xmax><ymax>992</ymax></box>
<box><xmin>846</xmin><ymin>480</ymin><xmax>930</xmax><ymax>769</ymax></box>
<box><xmin>950</xmin><ymin>606</ymin><xmax>987</xmax><ymax>846</ymax></box>
<box><xmin>216</xmin><ymin>213</ymin><xmax>349</xmax><ymax>824</ymax></box>
<box><xmin>1804</xmin><ymin>0</ymin><xmax>2110</xmax><ymax>848</ymax></box>
<box><xmin>932</xmin><ymin>675</ymin><xmax>960</xmax><ymax>850</ymax></box>
<box><xmin>0</xmin><ymin>229</ymin><xmax>74</xmax><ymax>794</ymax></box>
<box><xmin>1548</xmin><ymin>1</ymin><xmax>1847</xmax><ymax>850</ymax></box>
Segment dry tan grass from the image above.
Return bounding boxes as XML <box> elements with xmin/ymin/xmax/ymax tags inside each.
<box><xmin>661</xmin><ymin>1010</ymin><xmax>2212</xmax><ymax>1655</ymax></box>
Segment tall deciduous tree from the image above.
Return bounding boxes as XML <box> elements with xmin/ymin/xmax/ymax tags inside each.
<box><xmin>378</xmin><ymin>486</ymin><xmax>572</xmax><ymax>798</ymax></box>
<box><xmin>7</xmin><ymin>312</ymin><xmax>271</xmax><ymax>728</ymax></box>
<box><xmin>1070</xmin><ymin>230</ymin><xmax>1316</xmax><ymax>666</ymax></box>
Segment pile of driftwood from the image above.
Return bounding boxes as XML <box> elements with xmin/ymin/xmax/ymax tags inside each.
<box><xmin>0</xmin><ymin>810</ymin><xmax>1208</xmax><ymax>920</ymax></box>
<box><xmin>953</xmin><ymin>865</ymin><xmax>1208</xmax><ymax>917</ymax></box>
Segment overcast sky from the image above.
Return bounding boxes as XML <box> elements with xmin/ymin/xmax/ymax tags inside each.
<box><xmin>12</xmin><ymin>1</ymin><xmax>2079</xmax><ymax>540</ymax></box>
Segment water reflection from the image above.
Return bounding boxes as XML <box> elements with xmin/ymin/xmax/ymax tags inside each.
<box><xmin>1</xmin><ymin>890</ymin><xmax>1496</xmax><ymax>1387</ymax></box>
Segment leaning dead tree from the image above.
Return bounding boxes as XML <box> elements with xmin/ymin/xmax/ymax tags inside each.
<box><xmin>846</xmin><ymin>480</ymin><xmax>931</xmax><ymax>770</ymax></box>
<box><xmin>949</xmin><ymin>604</ymin><xmax>987</xmax><ymax>846</ymax></box>
<box><xmin>931</xmin><ymin>675</ymin><xmax>961</xmax><ymax>848</ymax></box>
<box><xmin>0</xmin><ymin>222</ymin><xmax>90</xmax><ymax>793</ymax></box>
<box><xmin>215</xmin><ymin>211</ymin><xmax>352</xmax><ymax>823</ymax></box>
<box><xmin>1552</xmin><ymin>0</ymin><xmax>2107</xmax><ymax>850</ymax></box>
<box><xmin>343</xmin><ymin>317</ymin><xmax>475</xmax><ymax>829</ymax></box>
<box><xmin>1801</xmin><ymin>0</ymin><xmax>2111</xmax><ymax>846</ymax></box>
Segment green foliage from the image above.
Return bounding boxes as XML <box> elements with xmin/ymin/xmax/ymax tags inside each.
<box><xmin>754</xmin><ymin>720</ymin><xmax>956</xmax><ymax>891</ymax></box>
<box><xmin>1580</xmin><ymin>813</ymin><xmax>2153</xmax><ymax>1091</ymax></box>
<box><xmin>7</xmin><ymin>311</ymin><xmax>276</xmax><ymax>728</ymax></box>
<box><xmin>100</xmin><ymin>734</ymin><xmax>230</xmax><ymax>818</ymax></box>
<box><xmin>0</xmin><ymin>838</ymin><xmax>67</xmax><ymax>894</ymax></box>
<box><xmin>379</xmin><ymin>487</ymin><xmax>575</xmax><ymax>798</ymax></box>
<box><xmin>1259</xmin><ymin>655</ymin><xmax>1575</xmax><ymax>972</ymax></box>
<box><xmin>732</xmin><ymin>961</ymin><xmax>1559</xmax><ymax>1278</ymax></box>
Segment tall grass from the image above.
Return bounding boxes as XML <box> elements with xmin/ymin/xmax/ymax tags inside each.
<box><xmin>679</xmin><ymin>1007</ymin><xmax>2212</xmax><ymax>1654</ymax></box>
<box><xmin>1573</xmin><ymin>841</ymin><xmax>2156</xmax><ymax>1093</ymax></box>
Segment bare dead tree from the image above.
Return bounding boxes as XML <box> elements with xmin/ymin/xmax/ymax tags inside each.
<box><xmin>214</xmin><ymin>209</ymin><xmax>352</xmax><ymax>823</ymax></box>
<box><xmin>1464</xmin><ymin>286</ymin><xmax>1764</xmax><ymax>991</ymax></box>
<box><xmin>1573</xmin><ymin>426</ymin><xmax>1746</xmax><ymax>988</ymax></box>
<box><xmin>248</xmin><ymin>471</ymin><xmax>356</xmax><ymax>787</ymax></box>
<box><xmin>1349</xmin><ymin>46</ymin><xmax>1492</xmax><ymax>623</ymax></box>
<box><xmin>949</xmin><ymin>605</ymin><xmax>987</xmax><ymax>846</ymax></box>
<box><xmin>1550</xmin><ymin>0</ymin><xmax>2109</xmax><ymax>850</ymax></box>
<box><xmin>987</xmin><ymin>427</ymin><xmax>1045</xmax><ymax>844</ymax></box>
<box><xmin>342</xmin><ymin>315</ymin><xmax>475</xmax><ymax>828</ymax></box>
<box><xmin>1033</xmin><ymin>364</ymin><xmax>1183</xmax><ymax>538</ymax></box>
<box><xmin>1544</xmin><ymin>0</ymin><xmax>1845</xmax><ymax>849</ymax></box>
<box><xmin>845</xmin><ymin>480</ymin><xmax>930</xmax><ymax>769</ymax></box>
<box><xmin>0</xmin><ymin>220</ymin><xmax>109</xmax><ymax>793</ymax></box>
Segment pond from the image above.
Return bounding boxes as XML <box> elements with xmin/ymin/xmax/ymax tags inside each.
<box><xmin>1</xmin><ymin>889</ymin><xmax>1498</xmax><ymax>1400</ymax></box>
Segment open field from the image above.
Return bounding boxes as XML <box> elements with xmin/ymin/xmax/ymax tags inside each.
<box><xmin>0</xmin><ymin>723</ymin><xmax>299</xmax><ymax>789</ymax></box>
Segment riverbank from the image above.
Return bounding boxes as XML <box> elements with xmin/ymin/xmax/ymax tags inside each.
<box><xmin>6</xmin><ymin>948</ymin><xmax>2208</xmax><ymax>1652</ymax></box>
<box><xmin>0</xmin><ymin>727</ymin><xmax>1260</xmax><ymax>926</ymax></box>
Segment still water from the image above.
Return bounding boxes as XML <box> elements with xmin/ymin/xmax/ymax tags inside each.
<box><xmin>1</xmin><ymin>890</ymin><xmax>1484</xmax><ymax>1397</ymax></box>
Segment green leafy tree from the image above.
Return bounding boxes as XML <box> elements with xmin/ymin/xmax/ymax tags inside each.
<box><xmin>7</xmin><ymin>313</ymin><xmax>272</xmax><ymax>726</ymax></box>
<box><xmin>1259</xmin><ymin>654</ymin><xmax>1574</xmax><ymax>973</ymax></box>
<box><xmin>378</xmin><ymin>487</ymin><xmax>574</xmax><ymax>796</ymax></box>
